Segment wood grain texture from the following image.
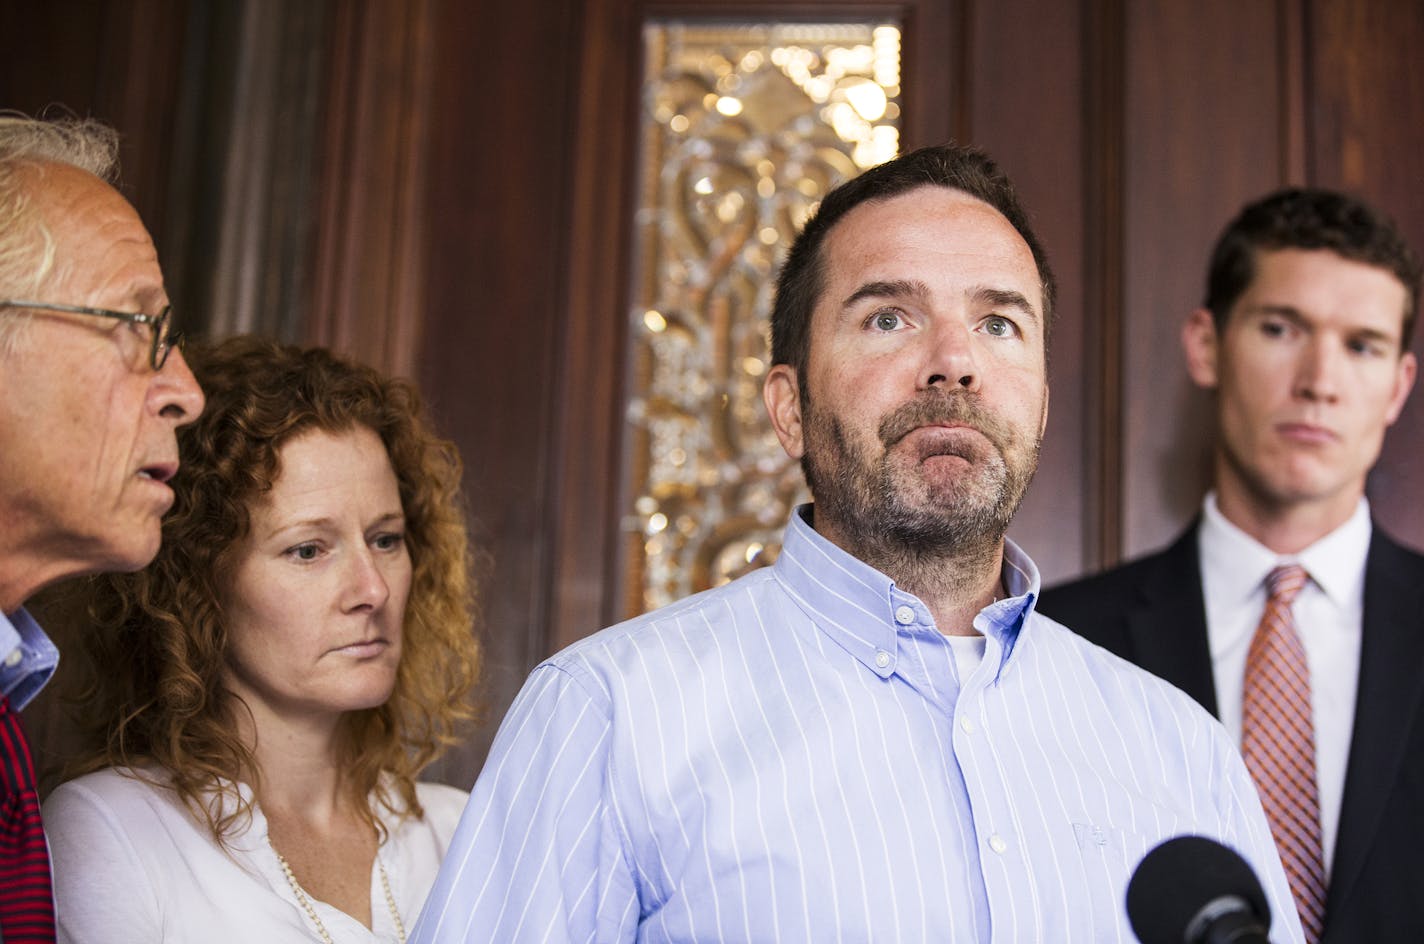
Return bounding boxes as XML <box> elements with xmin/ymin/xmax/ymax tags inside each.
<box><xmin>7</xmin><ymin>0</ymin><xmax>1424</xmax><ymax>788</ymax></box>
<box><xmin>417</xmin><ymin>0</ymin><xmax>583</xmax><ymax>782</ymax></box>
<box><xmin>1308</xmin><ymin>0</ymin><xmax>1424</xmax><ymax>549</ymax></box>
<box><xmin>308</xmin><ymin>0</ymin><xmax>434</xmax><ymax>379</ymax></box>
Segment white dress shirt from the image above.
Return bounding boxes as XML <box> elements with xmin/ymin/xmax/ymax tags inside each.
<box><xmin>1198</xmin><ymin>492</ymin><xmax>1368</xmax><ymax>877</ymax></box>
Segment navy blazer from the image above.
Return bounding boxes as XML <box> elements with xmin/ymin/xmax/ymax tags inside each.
<box><xmin>1040</xmin><ymin>524</ymin><xmax>1424</xmax><ymax>943</ymax></box>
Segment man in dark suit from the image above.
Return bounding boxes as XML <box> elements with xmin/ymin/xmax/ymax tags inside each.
<box><xmin>1041</xmin><ymin>188</ymin><xmax>1421</xmax><ymax>944</ymax></box>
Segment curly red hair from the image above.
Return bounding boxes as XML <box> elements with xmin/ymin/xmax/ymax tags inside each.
<box><xmin>68</xmin><ymin>335</ymin><xmax>481</xmax><ymax>843</ymax></box>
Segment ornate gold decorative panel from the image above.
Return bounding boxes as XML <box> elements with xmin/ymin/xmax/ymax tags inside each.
<box><xmin>623</xmin><ymin>20</ymin><xmax>903</xmax><ymax>615</ymax></box>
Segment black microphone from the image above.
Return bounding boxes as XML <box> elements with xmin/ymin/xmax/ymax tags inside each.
<box><xmin>1126</xmin><ymin>835</ymin><xmax>1271</xmax><ymax>944</ymax></box>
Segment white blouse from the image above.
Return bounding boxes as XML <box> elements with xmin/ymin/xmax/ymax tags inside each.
<box><xmin>43</xmin><ymin>767</ymin><xmax>468</xmax><ymax>943</ymax></box>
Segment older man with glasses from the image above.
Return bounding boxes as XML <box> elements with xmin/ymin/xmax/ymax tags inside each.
<box><xmin>0</xmin><ymin>113</ymin><xmax>204</xmax><ymax>941</ymax></box>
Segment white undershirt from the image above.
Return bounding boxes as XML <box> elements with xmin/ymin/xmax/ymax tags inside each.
<box><xmin>1198</xmin><ymin>492</ymin><xmax>1368</xmax><ymax>877</ymax></box>
<box><xmin>946</xmin><ymin>633</ymin><xmax>987</xmax><ymax>684</ymax></box>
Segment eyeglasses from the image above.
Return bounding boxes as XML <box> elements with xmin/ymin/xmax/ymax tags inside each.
<box><xmin>0</xmin><ymin>299</ymin><xmax>185</xmax><ymax>370</ymax></box>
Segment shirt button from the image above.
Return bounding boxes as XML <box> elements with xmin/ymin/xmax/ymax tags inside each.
<box><xmin>988</xmin><ymin>834</ymin><xmax>1007</xmax><ymax>854</ymax></box>
<box><xmin>960</xmin><ymin>717</ymin><xmax>975</xmax><ymax>734</ymax></box>
<box><xmin>874</xmin><ymin>650</ymin><xmax>891</xmax><ymax>669</ymax></box>
<box><xmin>894</xmin><ymin>605</ymin><xmax>915</xmax><ymax>625</ymax></box>
<box><xmin>3</xmin><ymin>648</ymin><xmax>21</xmax><ymax>668</ymax></box>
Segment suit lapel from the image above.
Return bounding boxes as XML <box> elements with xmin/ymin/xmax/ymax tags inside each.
<box><xmin>1126</xmin><ymin>525</ymin><xmax>1220</xmax><ymax>716</ymax></box>
<box><xmin>1325</xmin><ymin>529</ymin><xmax>1424</xmax><ymax>918</ymax></box>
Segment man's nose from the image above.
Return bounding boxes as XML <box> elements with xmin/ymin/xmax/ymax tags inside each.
<box><xmin>151</xmin><ymin>346</ymin><xmax>206</xmax><ymax>423</ymax></box>
<box><xmin>1293</xmin><ymin>336</ymin><xmax>1342</xmax><ymax>403</ymax></box>
<box><xmin>921</xmin><ymin>319</ymin><xmax>980</xmax><ymax>393</ymax></box>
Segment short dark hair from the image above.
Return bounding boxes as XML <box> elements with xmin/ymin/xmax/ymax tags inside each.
<box><xmin>1204</xmin><ymin>187</ymin><xmax>1421</xmax><ymax>347</ymax></box>
<box><xmin>769</xmin><ymin>143</ymin><xmax>1056</xmax><ymax>379</ymax></box>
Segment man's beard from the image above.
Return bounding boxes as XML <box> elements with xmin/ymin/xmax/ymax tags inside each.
<box><xmin>800</xmin><ymin>389</ymin><xmax>1042</xmax><ymax>561</ymax></box>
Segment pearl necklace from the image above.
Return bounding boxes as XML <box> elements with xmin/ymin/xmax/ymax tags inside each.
<box><xmin>270</xmin><ymin>839</ymin><xmax>407</xmax><ymax>944</ymax></box>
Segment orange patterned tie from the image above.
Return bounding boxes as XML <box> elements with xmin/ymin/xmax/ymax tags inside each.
<box><xmin>1241</xmin><ymin>564</ymin><xmax>1326</xmax><ymax>942</ymax></box>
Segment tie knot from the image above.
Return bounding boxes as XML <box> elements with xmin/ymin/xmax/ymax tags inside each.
<box><xmin>1266</xmin><ymin>564</ymin><xmax>1309</xmax><ymax>605</ymax></box>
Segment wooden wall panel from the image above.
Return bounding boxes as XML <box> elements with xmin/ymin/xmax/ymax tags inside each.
<box><xmin>307</xmin><ymin>0</ymin><xmax>434</xmax><ymax>379</ymax></box>
<box><xmin>1309</xmin><ymin>0</ymin><xmax>1424</xmax><ymax>550</ymax></box>
<box><xmin>546</xmin><ymin>0</ymin><xmax>639</xmax><ymax>654</ymax></box>
<box><xmin>1118</xmin><ymin>0</ymin><xmax>1290</xmax><ymax>558</ymax></box>
<box><xmin>0</xmin><ymin>0</ymin><xmax>189</xmax><ymax>254</ymax></box>
<box><xmin>9</xmin><ymin>0</ymin><xmax>1424</xmax><ymax>787</ymax></box>
<box><xmin>0</xmin><ymin>5</ymin><xmax>109</xmax><ymax>117</ymax></box>
<box><xmin>192</xmin><ymin>3</ymin><xmax>334</xmax><ymax>340</ymax></box>
<box><xmin>418</xmin><ymin>0</ymin><xmax>583</xmax><ymax>783</ymax></box>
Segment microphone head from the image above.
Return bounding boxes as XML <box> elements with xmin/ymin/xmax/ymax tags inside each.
<box><xmin>1126</xmin><ymin>835</ymin><xmax>1270</xmax><ymax>944</ymax></box>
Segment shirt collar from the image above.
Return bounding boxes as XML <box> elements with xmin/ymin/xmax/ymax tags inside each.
<box><xmin>1199</xmin><ymin>491</ymin><xmax>1371</xmax><ymax>610</ymax></box>
<box><xmin>772</xmin><ymin>504</ymin><xmax>1042</xmax><ymax>679</ymax></box>
<box><xmin>0</xmin><ymin>607</ymin><xmax>59</xmax><ymax>710</ymax></box>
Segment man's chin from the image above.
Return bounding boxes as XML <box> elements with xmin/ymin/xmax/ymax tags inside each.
<box><xmin>100</xmin><ymin>528</ymin><xmax>164</xmax><ymax>574</ymax></box>
<box><xmin>1241</xmin><ymin>462</ymin><xmax>1361</xmax><ymax>512</ymax></box>
<box><xmin>879</xmin><ymin>495</ymin><xmax>1007</xmax><ymax>539</ymax></box>
<box><xmin>909</xmin><ymin>474</ymin><xmax>1005</xmax><ymax>512</ymax></box>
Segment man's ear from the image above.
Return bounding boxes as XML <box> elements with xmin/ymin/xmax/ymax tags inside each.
<box><xmin>1385</xmin><ymin>350</ymin><xmax>1418</xmax><ymax>425</ymax></box>
<box><xmin>763</xmin><ymin>364</ymin><xmax>805</xmax><ymax>460</ymax></box>
<box><xmin>1182</xmin><ymin>308</ymin><xmax>1220</xmax><ymax>390</ymax></box>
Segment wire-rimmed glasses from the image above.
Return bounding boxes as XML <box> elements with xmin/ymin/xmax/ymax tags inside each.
<box><xmin>0</xmin><ymin>298</ymin><xmax>184</xmax><ymax>370</ymax></box>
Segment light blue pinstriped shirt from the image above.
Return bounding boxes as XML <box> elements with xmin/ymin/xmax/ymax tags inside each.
<box><xmin>0</xmin><ymin>607</ymin><xmax>58</xmax><ymax>709</ymax></box>
<box><xmin>413</xmin><ymin>507</ymin><xmax>1305</xmax><ymax>943</ymax></box>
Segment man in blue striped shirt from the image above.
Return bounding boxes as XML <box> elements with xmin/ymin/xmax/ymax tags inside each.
<box><xmin>413</xmin><ymin>145</ymin><xmax>1304</xmax><ymax>943</ymax></box>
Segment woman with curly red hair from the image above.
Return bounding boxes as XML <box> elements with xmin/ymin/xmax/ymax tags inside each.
<box><xmin>43</xmin><ymin>336</ymin><xmax>482</xmax><ymax>943</ymax></box>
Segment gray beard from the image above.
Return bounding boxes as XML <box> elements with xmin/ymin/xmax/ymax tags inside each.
<box><xmin>800</xmin><ymin>390</ymin><xmax>1040</xmax><ymax>586</ymax></box>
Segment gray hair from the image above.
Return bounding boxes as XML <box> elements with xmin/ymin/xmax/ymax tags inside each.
<box><xmin>0</xmin><ymin>113</ymin><xmax>122</xmax><ymax>350</ymax></box>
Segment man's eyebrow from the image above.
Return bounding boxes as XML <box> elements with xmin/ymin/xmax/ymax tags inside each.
<box><xmin>1244</xmin><ymin>303</ymin><xmax>1307</xmax><ymax>322</ymax></box>
<box><xmin>842</xmin><ymin>279</ymin><xmax>930</xmax><ymax>308</ymax></box>
<box><xmin>974</xmin><ymin>287</ymin><xmax>1039</xmax><ymax>323</ymax></box>
<box><xmin>1248</xmin><ymin>303</ymin><xmax>1400</xmax><ymax>345</ymax></box>
<box><xmin>129</xmin><ymin>283</ymin><xmax>168</xmax><ymax>315</ymax></box>
<box><xmin>1351</xmin><ymin>325</ymin><xmax>1401</xmax><ymax>346</ymax></box>
<box><xmin>839</xmin><ymin>280</ymin><xmax>1041</xmax><ymax>323</ymax></box>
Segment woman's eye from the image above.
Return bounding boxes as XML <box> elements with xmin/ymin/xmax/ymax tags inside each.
<box><xmin>872</xmin><ymin>311</ymin><xmax>903</xmax><ymax>331</ymax></box>
<box><xmin>373</xmin><ymin>532</ymin><xmax>405</xmax><ymax>551</ymax></box>
<box><xmin>287</xmin><ymin>543</ymin><xmax>321</xmax><ymax>562</ymax></box>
